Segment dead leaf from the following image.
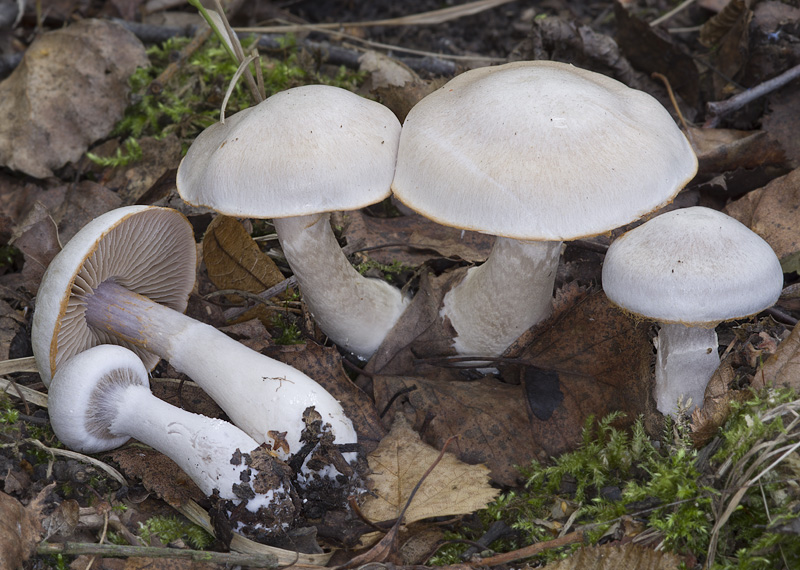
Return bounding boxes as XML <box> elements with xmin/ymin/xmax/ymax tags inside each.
<box><xmin>699</xmin><ymin>0</ymin><xmax>748</xmax><ymax>48</ymax></box>
<box><xmin>361</xmin><ymin>415</ymin><xmax>499</xmax><ymax>525</ymax></box>
<box><xmin>723</xmin><ymin>167</ymin><xmax>800</xmax><ymax>271</ymax></box>
<box><xmin>111</xmin><ymin>447</ymin><xmax>206</xmax><ymax>508</ymax></box>
<box><xmin>372</xmin><ymin>374</ymin><xmax>540</xmax><ymax>487</ymax></box>
<box><xmin>359</xmin><ymin>51</ymin><xmax>437</xmax><ymax>122</ymax></box>
<box><xmin>541</xmin><ymin>542</ymin><xmax>683</xmax><ymax>569</ymax></box>
<box><xmin>755</xmin><ymin>323</ymin><xmax>800</xmax><ymax>392</ymax></box>
<box><xmin>104</xmin><ymin>135</ymin><xmax>183</xmax><ymax>204</ymax></box>
<box><xmin>7</xmin><ymin>202</ymin><xmax>61</xmax><ymax>294</ymax></box>
<box><xmin>0</xmin><ymin>300</ymin><xmax>25</xmax><ymax>361</ymax></box>
<box><xmin>343</xmin><ymin>210</ymin><xmax>494</xmax><ymax>267</ymax></box>
<box><xmin>53</xmin><ymin>181</ymin><xmax>123</xmax><ymax>243</ymax></box>
<box><xmin>688</xmin><ymin>128</ymin><xmax>788</xmax><ymax>175</ymax></box>
<box><xmin>0</xmin><ymin>19</ymin><xmax>148</xmax><ymax>178</ymax></box>
<box><xmin>202</xmin><ymin>215</ymin><xmax>285</xmax><ymax>296</ymax></box>
<box><xmin>0</xmin><ymin>490</ymin><xmax>44</xmax><ymax>569</ymax></box>
<box><xmin>614</xmin><ymin>2</ymin><xmax>699</xmax><ymax>107</ymax></box>
<box><xmin>763</xmin><ymin>83</ymin><xmax>800</xmax><ymax>168</ymax></box>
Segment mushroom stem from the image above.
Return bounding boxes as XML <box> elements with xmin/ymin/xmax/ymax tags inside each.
<box><xmin>47</xmin><ymin>345</ymin><xmax>299</xmax><ymax>537</ymax></box>
<box><xmin>109</xmin><ymin>382</ymin><xmax>265</xmax><ymax>499</ymax></box>
<box><xmin>654</xmin><ymin>322</ymin><xmax>719</xmax><ymax>416</ymax></box>
<box><xmin>273</xmin><ymin>213</ymin><xmax>409</xmax><ymax>359</ymax></box>
<box><xmin>83</xmin><ymin>280</ymin><xmax>357</xmax><ymax>461</ymax></box>
<box><xmin>441</xmin><ymin>238</ymin><xmax>561</xmax><ymax>357</ymax></box>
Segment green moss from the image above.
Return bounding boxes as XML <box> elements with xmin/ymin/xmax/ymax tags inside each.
<box><xmin>138</xmin><ymin>515</ymin><xmax>213</xmax><ymax>549</ymax></box>
<box><xmin>430</xmin><ymin>387</ymin><xmax>800</xmax><ymax>568</ymax></box>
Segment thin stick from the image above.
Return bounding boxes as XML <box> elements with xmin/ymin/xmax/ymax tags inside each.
<box><xmin>650</xmin><ymin>0</ymin><xmax>696</xmax><ymax>27</ymax></box>
<box><xmin>464</xmin><ymin>530</ymin><xmax>584</xmax><ymax>566</ymax></box>
<box><xmin>37</xmin><ymin>542</ymin><xmax>280</xmax><ymax>568</ymax></box>
<box><xmin>704</xmin><ymin>63</ymin><xmax>800</xmax><ymax>127</ymax></box>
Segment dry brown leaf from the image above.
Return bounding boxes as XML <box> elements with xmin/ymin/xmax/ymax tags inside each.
<box><xmin>755</xmin><ymin>322</ymin><xmax>800</xmax><ymax>392</ymax></box>
<box><xmin>542</xmin><ymin>542</ymin><xmax>683</xmax><ymax>570</ymax></box>
<box><xmin>0</xmin><ymin>490</ymin><xmax>44</xmax><ymax>568</ymax></box>
<box><xmin>202</xmin><ymin>215</ymin><xmax>285</xmax><ymax>295</ymax></box>
<box><xmin>360</xmin><ymin>415</ymin><xmax>499</xmax><ymax>524</ymax></box>
<box><xmin>688</xmin><ymin>128</ymin><xmax>787</xmax><ymax>174</ymax></box>
<box><xmin>343</xmin><ymin>210</ymin><xmax>494</xmax><ymax>267</ymax></box>
<box><xmin>7</xmin><ymin>202</ymin><xmax>61</xmax><ymax>294</ymax></box>
<box><xmin>111</xmin><ymin>447</ymin><xmax>206</xmax><ymax>507</ymax></box>
<box><xmin>373</xmin><ymin>374</ymin><xmax>538</xmax><ymax>486</ymax></box>
<box><xmin>0</xmin><ymin>19</ymin><xmax>148</xmax><ymax>178</ymax></box>
<box><xmin>724</xmin><ymin>167</ymin><xmax>800</xmax><ymax>272</ymax></box>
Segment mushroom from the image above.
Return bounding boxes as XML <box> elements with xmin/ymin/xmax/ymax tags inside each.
<box><xmin>47</xmin><ymin>344</ymin><xmax>298</xmax><ymax>537</ymax></box>
<box><xmin>31</xmin><ymin>205</ymin><xmax>358</xmax><ymax>473</ymax></box>
<box><xmin>391</xmin><ymin>61</ymin><xmax>698</xmax><ymax>358</ymax></box>
<box><xmin>601</xmin><ymin>206</ymin><xmax>784</xmax><ymax>416</ymax></box>
<box><xmin>176</xmin><ymin>84</ymin><xmax>408</xmax><ymax>359</ymax></box>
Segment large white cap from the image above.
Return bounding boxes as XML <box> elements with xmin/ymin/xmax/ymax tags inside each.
<box><xmin>602</xmin><ymin>206</ymin><xmax>784</xmax><ymax>325</ymax></box>
<box><xmin>48</xmin><ymin>344</ymin><xmax>149</xmax><ymax>452</ymax></box>
<box><xmin>392</xmin><ymin>60</ymin><xmax>698</xmax><ymax>241</ymax></box>
<box><xmin>32</xmin><ymin>206</ymin><xmax>196</xmax><ymax>386</ymax></box>
<box><xmin>176</xmin><ymin>84</ymin><xmax>402</xmax><ymax>217</ymax></box>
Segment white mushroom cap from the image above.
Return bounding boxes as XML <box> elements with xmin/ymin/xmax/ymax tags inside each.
<box><xmin>392</xmin><ymin>60</ymin><xmax>698</xmax><ymax>240</ymax></box>
<box><xmin>602</xmin><ymin>206</ymin><xmax>784</xmax><ymax>325</ymax></box>
<box><xmin>32</xmin><ymin>206</ymin><xmax>196</xmax><ymax>386</ymax></box>
<box><xmin>176</xmin><ymin>84</ymin><xmax>402</xmax><ymax>217</ymax></box>
<box><xmin>48</xmin><ymin>344</ymin><xmax>149</xmax><ymax>452</ymax></box>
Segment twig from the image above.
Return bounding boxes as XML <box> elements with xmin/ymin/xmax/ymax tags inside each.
<box><xmin>650</xmin><ymin>0</ymin><xmax>696</xmax><ymax>27</ymax></box>
<box><xmin>704</xmin><ymin>63</ymin><xmax>800</xmax><ymax>128</ymax></box>
<box><xmin>37</xmin><ymin>542</ymin><xmax>280</xmax><ymax>568</ymax></box>
<box><xmin>0</xmin><ymin>356</ymin><xmax>39</xmax><ymax>375</ymax></box>
<box><xmin>463</xmin><ymin>530</ymin><xmax>585</xmax><ymax>566</ymax></box>
<box><xmin>144</xmin><ymin>24</ymin><xmax>213</xmax><ymax>96</ymax></box>
<box><xmin>222</xmin><ymin>275</ymin><xmax>298</xmax><ymax>321</ymax></box>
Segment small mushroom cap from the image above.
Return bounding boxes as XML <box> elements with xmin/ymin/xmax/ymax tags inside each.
<box><xmin>176</xmin><ymin>85</ymin><xmax>402</xmax><ymax>218</ymax></box>
<box><xmin>32</xmin><ymin>206</ymin><xmax>196</xmax><ymax>386</ymax></box>
<box><xmin>602</xmin><ymin>206</ymin><xmax>784</xmax><ymax>325</ymax></box>
<box><xmin>391</xmin><ymin>61</ymin><xmax>698</xmax><ymax>241</ymax></box>
<box><xmin>48</xmin><ymin>344</ymin><xmax>149</xmax><ymax>453</ymax></box>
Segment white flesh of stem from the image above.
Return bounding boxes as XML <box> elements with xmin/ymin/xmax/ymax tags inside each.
<box><xmin>654</xmin><ymin>322</ymin><xmax>719</xmax><ymax>417</ymax></box>
<box><xmin>83</xmin><ymin>280</ymin><xmax>357</xmax><ymax>462</ymax></box>
<box><xmin>273</xmin><ymin>213</ymin><xmax>409</xmax><ymax>359</ymax></box>
<box><xmin>110</xmin><ymin>383</ymin><xmax>260</xmax><ymax>499</ymax></box>
<box><xmin>441</xmin><ymin>237</ymin><xmax>561</xmax><ymax>357</ymax></box>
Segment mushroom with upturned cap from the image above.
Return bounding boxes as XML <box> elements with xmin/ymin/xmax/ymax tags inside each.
<box><xmin>601</xmin><ymin>206</ymin><xmax>784</xmax><ymax>416</ymax></box>
<box><xmin>47</xmin><ymin>344</ymin><xmax>299</xmax><ymax>539</ymax></box>
<box><xmin>392</xmin><ymin>60</ymin><xmax>698</xmax><ymax>358</ymax></box>
<box><xmin>31</xmin><ymin>205</ymin><xmax>358</xmax><ymax>478</ymax></box>
<box><xmin>177</xmin><ymin>85</ymin><xmax>408</xmax><ymax>359</ymax></box>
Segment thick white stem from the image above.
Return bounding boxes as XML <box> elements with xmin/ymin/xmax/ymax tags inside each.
<box><xmin>654</xmin><ymin>322</ymin><xmax>719</xmax><ymax>416</ymax></box>
<box><xmin>84</xmin><ymin>281</ymin><xmax>357</xmax><ymax>460</ymax></box>
<box><xmin>273</xmin><ymin>214</ymin><xmax>409</xmax><ymax>359</ymax></box>
<box><xmin>111</xmin><ymin>384</ymin><xmax>261</xmax><ymax>499</ymax></box>
<box><xmin>442</xmin><ymin>238</ymin><xmax>561</xmax><ymax>357</ymax></box>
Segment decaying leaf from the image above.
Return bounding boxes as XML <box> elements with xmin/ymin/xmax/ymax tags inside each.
<box><xmin>0</xmin><ymin>19</ymin><xmax>148</xmax><ymax>178</ymax></box>
<box><xmin>688</xmin><ymin>127</ymin><xmax>787</xmax><ymax>174</ymax></box>
<box><xmin>0</xmin><ymin>490</ymin><xmax>45</xmax><ymax>569</ymax></box>
<box><xmin>343</xmin><ymin>210</ymin><xmax>494</xmax><ymax>267</ymax></box>
<box><xmin>202</xmin><ymin>215</ymin><xmax>285</xmax><ymax>296</ymax></box>
<box><xmin>762</xmin><ymin>83</ymin><xmax>800</xmax><ymax>167</ymax></box>
<box><xmin>359</xmin><ymin>51</ymin><xmax>437</xmax><ymax>122</ymax></box>
<box><xmin>542</xmin><ymin>542</ymin><xmax>683</xmax><ymax>569</ymax></box>
<box><xmin>111</xmin><ymin>447</ymin><xmax>206</xmax><ymax>508</ymax></box>
<box><xmin>755</xmin><ymin>322</ymin><xmax>800</xmax><ymax>392</ymax></box>
<box><xmin>373</xmin><ymin>374</ymin><xmax>540</xmax><ymax>486</ymax></box>
<box><xmin>724</xmin><ymin>167</ymin><xmax>800</xmax><ymax>272</ymax></box>
<box><xmin>360</xmin><ymin>414</ymin><xmax>499</xmax><ymax>525</ymax></box>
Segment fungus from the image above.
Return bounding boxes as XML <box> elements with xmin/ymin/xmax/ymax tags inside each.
<box><xmin>31</xmin><ymin>206</ymin><xmax>357</xmax><ymax>478</ymax></box>
<box><xmin>177</xmin><ymin>84</ymin><xmax>408</xmax><ymax>359</ymax></box>
<box><xmin>602</xmin><ymin>206</ymin><xmax>784</xmax><ymax>416</ymax></box>
<box><xmin>47</xmin><ymin>344</ymin><xmax>298</xmax><ymax>538</ymax></box>
<box><xmin>391</xmin><ymin>61</ymin><xmax>698</xmax><ymax>358</ymax></box>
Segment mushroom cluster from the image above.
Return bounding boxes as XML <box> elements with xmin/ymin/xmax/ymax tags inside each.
<box><xmin>602</xmin><ymin>206</ymin><xmax>784</xmax><ymax>416</ymax></box>
<box><xmin>32</xmin><ymin>206</ymin><xmax>358</xmax><ymax>484</ymax></box>
<box><xmin>392</xmin><ymin>61</ymin><xmax>698</xmax><ymax>358</ymax></box>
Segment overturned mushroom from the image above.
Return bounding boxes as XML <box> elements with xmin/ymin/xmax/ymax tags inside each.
<box><xmin>31</xmin><ymin>205</ymin><xmax>357</xmax><ymax>478</ymax></box>
<box><xmin>177</xmin><ymin>84</ymin><xmax>408</xmax><ymax>359</ymax></box>
<box><xmin>47</xmin><ymin>344</ymin><xmax>299</xmax><ymax>539</ymax></box>
<box><xmin>602</xmin><ymin>207</ymin><xmax>784</xmax><ymax>416</ymax></box>
<box><xmin>392</xmin><ymin>61</ymin><xmax>698</xmax><ymax>358</ymax></box>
